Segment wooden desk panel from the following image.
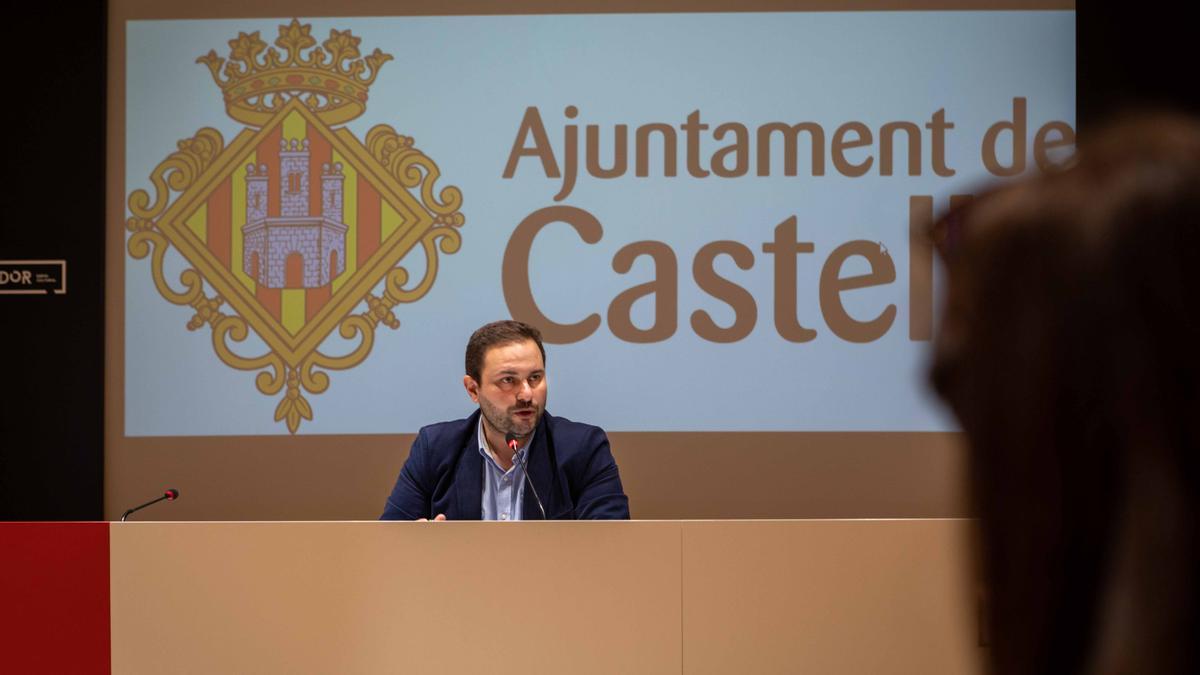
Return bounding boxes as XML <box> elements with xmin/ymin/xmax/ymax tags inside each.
<box><xmin>682</xmin><ymin>520</ymin><xmax>980</xmax><ymax>675</ymax></box>
<box><xmin>110</xmin><ymin>521</ymin><xmax>682</xmax><ymax>674</ymax></box>
<box><xmin>111</xmin><ymin>520</ymin><xmax>980</xmax><ymax>674</ymax></box>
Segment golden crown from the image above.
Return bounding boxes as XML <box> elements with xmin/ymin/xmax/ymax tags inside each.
<box><xmin>198</xmin><ymin>19</ymin><xmax>393</xmax><ymax>127</ymax></box>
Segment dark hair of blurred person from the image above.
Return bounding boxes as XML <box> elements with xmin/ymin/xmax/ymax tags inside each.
<box><xmin>930</xmin><ymin>113</ymin><xmax>1200</xmax><ymax>675</ymax></box>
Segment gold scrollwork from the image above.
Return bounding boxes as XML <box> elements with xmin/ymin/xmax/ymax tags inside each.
<box><xmin>274</xmin><ymin>367</ymin><xmax>313</xmax><ymax>434</ymax></box>
<box><xmin>307</xmin><ymin>314</ymin><xmax>376</xmax><ymax>378</ymax></box>
<box><xmin>365</xmin><ymin>124</ymin><xmax>466</xmax><ymax>219</ymax></box>
<box><xmin>210</xmin><ymin>314</ymin><xmax>286</xmax><ymax>395</ymax></box>
<box><xmin>210</xmin><ymin>312</ymin><xmax>323</xmax><ymax>433</ymax></box>
<box><xmin>363</xmin><ymin>123</ymin><xmax>465</xmax><ymax>312</ymax></box>
<box><xmin>126</xmin><ymin>128</ymin><xmax>225</xmax><ymax>222</ymax></box>
<box><xmin>187</xmin><ymin>295</ymin><xmax>224</xmax><ymax>331</ymax></box>
<box><xmin>127</xmin><ymin>229</ymin><xmax>206</xmax><ymax>308</ymax></box>
<box><xmin>278</xmin><ymin>314</ymin><xmax>380</xmax><ymax>433</ymax></box>
<box><xmin>384</xmin><ymin>225</ymin><xmax>463</xmax><ymax>305</ymax></box>
<box><xmin>362</xmin><ymin>292</ymin><xmax>400</xmax><ymax>330</ymax></box>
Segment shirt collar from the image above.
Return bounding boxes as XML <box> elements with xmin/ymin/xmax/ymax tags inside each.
<box><xmin>476</xmin><ymin>415</ymin><xmax>534</xmax><ymax>469</ymax></box>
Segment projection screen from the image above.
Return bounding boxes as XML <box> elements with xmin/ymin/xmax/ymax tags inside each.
<box><xmin>106</xmin><ymin>0</ymin><xmax>1075</xmax><ymax>520</ymax></box>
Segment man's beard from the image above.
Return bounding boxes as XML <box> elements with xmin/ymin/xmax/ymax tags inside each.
<box><xmin>479</xmin><ymin>397</ymin><xmax>540</xmax><ymax>439</ymax></box>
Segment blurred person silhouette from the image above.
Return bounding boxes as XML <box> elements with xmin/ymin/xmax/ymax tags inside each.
<box><xmin>930</xmin><ymin>113</ymin><xmax>1200</xmax><ymax>675</ymax></box>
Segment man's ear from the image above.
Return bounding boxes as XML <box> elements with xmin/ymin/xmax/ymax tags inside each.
<box><xmin>463</xmin><ymin>375</ymin><xmax>480</xmax><ymax>403</ymax></box>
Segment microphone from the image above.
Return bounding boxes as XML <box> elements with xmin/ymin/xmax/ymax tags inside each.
<box><xmin>120</xmin><ymin>488</ymin><xmax>180</xmax><ymax>522</ymax></box>
<box><xmin>506</xmin><ymin>431</ymin><xmax>546</xmax><ymax>520</ymax></box>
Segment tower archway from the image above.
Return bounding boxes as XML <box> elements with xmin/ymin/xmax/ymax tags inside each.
<box><xmin>285</xmin><ymin>252</ymin><xmax>303</xmax><ymax>288</ymax></box>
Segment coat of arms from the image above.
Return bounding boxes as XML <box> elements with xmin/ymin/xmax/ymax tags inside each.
<box><xmin>126</xmin><ymin>20</ymin><xmax>465</xmax><ymax>433</ymax></box>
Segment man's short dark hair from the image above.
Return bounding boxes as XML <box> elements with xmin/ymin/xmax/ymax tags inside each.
<box><xmin>465</xmin><ymin>320</ymin><xmax>546</xmax><ymax>382</ymax></box>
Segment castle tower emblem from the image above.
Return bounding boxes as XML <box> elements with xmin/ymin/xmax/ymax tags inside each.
<box><xmin>125</xmin><ymin>19</ymin><xmax>465</xmax><ymax>433</ymax></box>
<box><xmin>242</xmin><ymin>138</ymin><xmax>348</xmax><ymax>289</ymax></box>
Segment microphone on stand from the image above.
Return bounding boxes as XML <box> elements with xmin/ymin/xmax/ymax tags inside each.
<box><xmin>120</xmin><ymin>488</ymin><xmax>180</xmax><ymax>522</ymax></box>
<box><xmin>506</xmin><ymin>432</ymin><xmax>546</xmax><ymax>520</ymax></box>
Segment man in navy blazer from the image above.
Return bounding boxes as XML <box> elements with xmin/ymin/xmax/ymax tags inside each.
<box><xmin>381</xmin><ymin>320</ymin><xmax>629</xmax><ymax>520</ymax></box>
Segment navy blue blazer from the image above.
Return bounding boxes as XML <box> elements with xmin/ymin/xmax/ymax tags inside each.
<box><xmin>380</xmin><ymin>410</ymin><xmax>630</xmax><ymax>520</ymax></box>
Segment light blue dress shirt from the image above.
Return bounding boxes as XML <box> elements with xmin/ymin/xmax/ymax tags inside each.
<box><xmin>477</xmin><ymin>418</ymin><xmax>533</xmax><ymax>521</ymax></box>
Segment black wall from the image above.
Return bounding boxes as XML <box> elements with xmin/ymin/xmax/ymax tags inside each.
<box><xmin>1077</xmin><ymin>7</ymin><xmax>1200</xmax><ymax>126</ymax></box>
<box><xmin>1</xmin><ymin>6</ymin><xmax>106</xmax><ymax>519</ymax></box>
<box><xmin>1</xmin><ymin>7</ymin><xmax>1191</xmax><ymax>520</ymax></box>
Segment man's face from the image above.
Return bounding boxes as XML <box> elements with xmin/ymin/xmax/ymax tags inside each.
<box><xmin>464</xmin><ymin>339</ymin><xmax>547</xmax><ymax>440</ymax></box>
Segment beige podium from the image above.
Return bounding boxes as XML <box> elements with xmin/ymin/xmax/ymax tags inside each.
<box><xmin>110</xmin><ymin>520</ymin><xmax>982</xmax><ymax>674</ymax></box>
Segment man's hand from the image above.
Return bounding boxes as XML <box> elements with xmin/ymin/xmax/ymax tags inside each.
<box><xmin>416</xmin><ymin>514</ymin><xmax>447</xmax><ymax>522</ymax></box>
